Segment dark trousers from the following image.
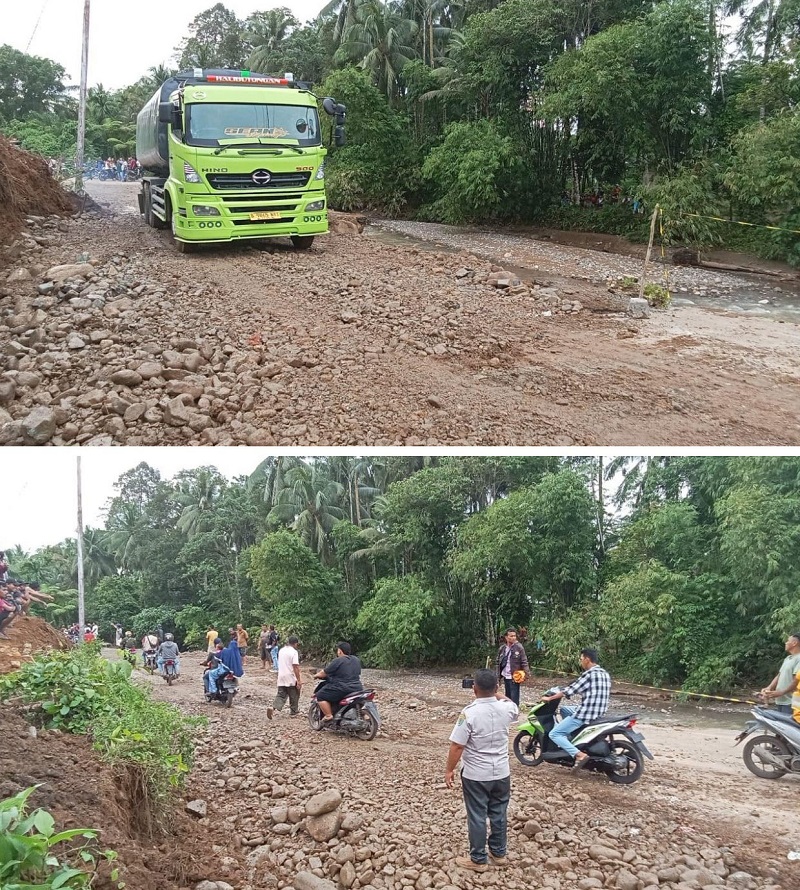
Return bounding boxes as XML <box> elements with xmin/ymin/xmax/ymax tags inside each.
<box><xmin>503</xmin><ymin>677</ymin><xmax>520</xmax><ymax>706</ymax></box>
<box><xmin>274</xmin><ymin>685</ymin><xmax>300</xmax><ymax>714</ymax></box>
<box><xmin>775</xmin><ymin>704</ymin><xmax>792</xmax><ymax>714</ymax></box>
<box><xmin>461</xmin><ymin>775</ymin><xmax>511</xmax><ymax>864</ymax></box>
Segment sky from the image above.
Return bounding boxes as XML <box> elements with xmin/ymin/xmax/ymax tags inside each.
<box><xmin>5</xmin><ymin>0</ymin><xmax>331</xmax><ymax>91</ymax></box>
<box><xmin>0</xmin><ymin>449</ymin><xmax>277</xmax><ymax>551</ymax></box>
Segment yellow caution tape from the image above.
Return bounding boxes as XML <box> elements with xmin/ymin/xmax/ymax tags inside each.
<box><xmin>681</xmin><ymin>213</ymin><xmax>800</xmax><ymax>236</ymax></box>
<box><xmin>527</xmin><ymin>666</ymin><xmax>759</xmax><ymax>706</ymax></box>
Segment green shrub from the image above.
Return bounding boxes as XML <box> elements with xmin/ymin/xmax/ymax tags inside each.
<box><xmin>0</xmin><ymin>785</ymin><xmax>122</xmax><ymax>890</ymax></box>
<box><xmin>0</xmin><ymin>647</ymin><xmax>202</xmax><ymax>818</ymax></box>
<box><xmin>643</xmin><ymin>283</ymin><xmax>671</xmax><ymax>308</ymax></box>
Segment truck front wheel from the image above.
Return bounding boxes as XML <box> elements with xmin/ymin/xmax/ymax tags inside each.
<box><xmin>169</xmin><ymin>198</ymin><xmax>193</xmax><ymax>253</ymax></box>
<box><xmin>291</xmin><ymin>235</ymin><xmax>314</xmax><ymax>250</ymax></box>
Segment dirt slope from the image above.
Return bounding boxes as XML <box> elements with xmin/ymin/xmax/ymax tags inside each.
<box><xmin>0</xmin><ymin>136</ymin><xmax>73</xmax><ymax>246</ymax></box>
<box><xmin>0</xmin><ymin>614</ymin><xmax>70</xmax><ymax>673</ymax></box>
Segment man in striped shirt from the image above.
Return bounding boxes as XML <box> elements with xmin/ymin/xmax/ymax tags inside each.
<box><xmin>543</xmin><ymin>648</ymin><xmax>611</xmax><ymax>770</ymax></box>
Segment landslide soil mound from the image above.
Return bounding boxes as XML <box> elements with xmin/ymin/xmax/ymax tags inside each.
<box><xmin>0</xmin><ymin>136</ymin><xmax>74</xmax><ymax>245</ymax></box>
<box><xmin>0</xmin><ymin>708</ymin><xmax>242</xmax><ymax>890</ymax></box>
<box><xmin>0</xmin><ymin>614</ymin><xmax>70</xmax><ymax>673</ymax></box>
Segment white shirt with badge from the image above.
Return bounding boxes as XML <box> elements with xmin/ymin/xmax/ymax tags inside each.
<box><xmin>449</xmin><ymin>696</ymin><xmax>519</xmax><ymax>781</ymax></box>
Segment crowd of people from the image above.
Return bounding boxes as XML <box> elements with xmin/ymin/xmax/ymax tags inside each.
<box><xmin>0</xmin><ymin>551</ymin><xmax>55</xmax><ymax>640</ymax></box>
<box><xmin>44</xmin><ymin>156</ymin><xmax>142</xmax><ymax>182</ymax></box>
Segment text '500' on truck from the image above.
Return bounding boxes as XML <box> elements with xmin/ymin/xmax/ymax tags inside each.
<box><xmin>135</xmin><ymin>69</ymin><xmax>346</xmax><ymax>253</ymax></box>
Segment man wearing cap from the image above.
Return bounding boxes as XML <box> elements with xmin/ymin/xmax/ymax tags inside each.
<box><xmin>446</xmin><ymin>668</ymin><xmax>519</xmax><ymax>871</ymax></box>
<box><xmin>496</xmin><ymin>627</ymin><xmax>529</xmax><ymax>706</ymax></box>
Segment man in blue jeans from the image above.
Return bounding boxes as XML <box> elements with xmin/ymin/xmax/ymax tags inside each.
<box><xmin>446</xmin><ymin>669</ymin><xmax>519</xmax><ymax>872</ymax></box>
<box><xmin>544</xmin><ymin>648</ymin><xmax>611</xmax><ymax>770</ymax></box>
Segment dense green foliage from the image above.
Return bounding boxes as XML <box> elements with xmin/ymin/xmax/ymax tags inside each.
<box><xmin>0</xmin><ymin>786</ymin><xmax>121</xmax><ymax>890</ymax></box>
<box><xmin>0</xmin><ymin>647</ymin><xmax>200</xmax><ymax>815</ymax></box>
<box><xmin>3</xmin><ymin>1</ymin><xmax>799</xmax><ymax>259</ymax></box>
<box><xmin>8</xmin><ymin>456</ymin><xmax>800</xmax><ymax>693</ymax></box>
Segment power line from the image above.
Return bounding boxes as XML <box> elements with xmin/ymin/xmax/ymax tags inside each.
<box><xmin>26</xmin><ymin>0</ymin><xmax>51</xmax><ymax>53</ymax></box>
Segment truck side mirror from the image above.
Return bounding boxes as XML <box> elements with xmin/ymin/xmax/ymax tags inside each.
<box><xmin>158</xmin><ymin>102</ymin><xmax>173</xmax><ymax>123</ymax></box>
<box><xmin>334</xmin><ymin>125</ymin><xmax>346</xmax><ymax>148</ymax></box>
<box><xmin>322</xmin><ymin>97</ymin><xmax>337</xmax><ymax>116</ymax></box>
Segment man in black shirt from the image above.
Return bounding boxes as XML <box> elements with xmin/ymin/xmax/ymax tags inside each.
<box><xmin>313</xmin><ymin>641</ymin><xmax>363</xmax><ymax>723</ymax></box>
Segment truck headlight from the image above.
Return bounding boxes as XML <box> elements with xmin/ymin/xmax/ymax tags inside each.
<box><xmin>314</xmin><ymin>162</ymin><xmax>325</xmax><ymax>181</ymax></box>
<box><xmin>183</xmin><ymin>162</ymin><xmax>201</xmax><ymax>183</ymax></box>
<box><xmin>306</xmin><ymin>200</ymin><xmax>325</xmax><ymax>211</ymax></box>
<box><xmin>193</xmin><ymin>205</ymin><xmax>220</xmax><ymax>216</ymax></box>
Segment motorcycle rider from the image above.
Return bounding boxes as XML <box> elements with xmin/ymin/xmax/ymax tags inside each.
<box><xmin>542</xmin><ymin>648</ymin><xmax>611</xmax><ymax>770</ymax></box>
<box><xmin>141</xmin><ymin>630</ymin><xmax>159</xmax><ymax>670</ymax></box>
<box><xmin>203</xmin><ymin>638</ymin><xmax>234</xmax><ymax>695</ymax></box>
<box><xmin>121</xmin><ymin>630</ymin><xmax>137</xmax><ymax>662</ymax></box>
<box><xmin>313</xmin><ymin>641</ymin><xmax>363</xmax><ymax>724</ymax></box>
<box><xmin>157</xmin><ymin>633</ymin><xmax>180</xmax><ymax>676</ymax></box>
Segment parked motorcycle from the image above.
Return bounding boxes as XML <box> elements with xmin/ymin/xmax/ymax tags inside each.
<box><xmin>162</xmin><ymin>657</ymin><xmax>178</xmax><ymax>687</ymax></box>
<box><xmin>308</xmin><ymin>679</ymin><xmax>380</xmax><ymax>740</ymax></box>
<box><xmin>203</xmin><ymin>667</ymin><xmax>239</xmax><ymax>708</ymax></box>
<box><xmin>142</xmin><ymin>648</ymin><xmax>158</xmax><ymax>674</ymax></box>
<box><xmin>98</xmin><ymin>167</ymin><xmax>115</xmax><ymax>181</ymax></box>
<box><xmin>513</xmin><ymin>688</ymin><xmax>653</xmax><ymax>784</ymax></box>
<box><xmin>735</xmin><ymin>706</ymin><xmax>800</xmax><ymax>779</ymax></box>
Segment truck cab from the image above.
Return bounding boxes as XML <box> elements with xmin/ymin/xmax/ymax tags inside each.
<box><xmin>136</xmin><ymin>69</ymin><xmax>346</xmax><ymax>253</ymax></box>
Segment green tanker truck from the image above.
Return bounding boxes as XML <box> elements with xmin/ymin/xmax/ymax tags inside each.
<box><xmin>135</xmin><ymin>68</ymin><xmax>346</xmax><ymax>252</ymax></box>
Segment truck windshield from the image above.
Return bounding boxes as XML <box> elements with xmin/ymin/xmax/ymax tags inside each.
<box><xmin>186</xmin><ymin>103</ymin><xmax>321</xmax><ymax>147</ymax></box>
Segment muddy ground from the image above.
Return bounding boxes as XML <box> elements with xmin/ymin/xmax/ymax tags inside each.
<box><xmin>2</xmin><ymin>179</ymin><xmax>799</xmax><ymax>445</ymax></box>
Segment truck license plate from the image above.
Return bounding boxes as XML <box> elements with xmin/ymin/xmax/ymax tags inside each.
<box><xmin>249</xmin><ymin>211</ymin><xmax>282</xmax><ymax>220</ymax></box>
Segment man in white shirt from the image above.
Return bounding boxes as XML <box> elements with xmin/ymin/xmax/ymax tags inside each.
<box><xmin>267</xmin><ymin>634</ymin><xmax>302</xmax><ymax>719</ymax></box>
<box><xmin>446</xmin><ymin>668</ymin><xmax>519</xmax><ymax>872</ymax></box>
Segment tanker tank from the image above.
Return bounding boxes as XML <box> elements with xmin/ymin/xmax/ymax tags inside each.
<box><xmin>136</xmin><ymin>77</ymin><xmax>181</xmax><ymax>175</ymax></box>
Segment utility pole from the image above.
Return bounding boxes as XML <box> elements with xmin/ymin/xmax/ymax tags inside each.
<box><xmin>76</xmin><ymin>456</ymin><xmax>86</xmax><ymax>641</ymax></box>
<box><xmin>75</xmin><ymin>0</ymin><xmax>91</xmax><ymax>192</ymax></box>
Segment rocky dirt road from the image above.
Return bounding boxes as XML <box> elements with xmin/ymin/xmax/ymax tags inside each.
<box><xmin>140</xmin><ymin>661</ymin><xmax>799</xmax><ymax>890</ymax></box>
<box><xmin>1</xmin><ymin>181</ymin><xmax>799</xmax><ymax>445</ymax></box>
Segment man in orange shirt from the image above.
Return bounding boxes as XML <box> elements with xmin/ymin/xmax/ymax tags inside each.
<box><xmin>236</xmin><ymin>623</ymin><xmax>249</xmax><ymax>664</ymax></box>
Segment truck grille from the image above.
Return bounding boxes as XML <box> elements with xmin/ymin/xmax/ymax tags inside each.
<box><xmin>206</xmin><ymin>172</ymin><xmax>311</xmax><ymax>190</ymax></box>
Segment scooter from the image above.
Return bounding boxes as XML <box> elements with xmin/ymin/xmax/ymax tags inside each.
<box><xmin>163</xmin><ymin>658</ymin><xmax>178</xmax><ymax>687</ymax></box>
<box><xmin>308</xmin><ymin>678</ymin><xmax>380</xmax><ymax>740</ymax></box>
<box><xmin>513</xmin><ymin>688</ymin><xmax>653</xmax><ymax>784</ymax></box>
<box><xmin>142</xmin><ymin>648</ymin><xmax>158</xmax><ymax>674</ymax></box>
<box><xmin>203</xmin><ymin>666</ymin><xmax>239</xmax><ymax>708</ymax></box>
<box><xmin>735</xmin><ymin>705</ymin><xmax>800</xmax><ymax>779</ymax></box>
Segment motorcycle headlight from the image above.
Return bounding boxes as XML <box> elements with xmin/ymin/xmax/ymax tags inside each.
<box><xmin>184</xmin><ymin>162</ymin><xmax>201</xmax><ymax>183</ymax></box>
<box><xmin>314</xmin><ymin>162</ymin><xmax>325</xmax><ymax>181</ymax></box>
<box><xmin>306</xmin><ymin>200</ymin><xmax>325</xmax><ymax>211</ymax></box>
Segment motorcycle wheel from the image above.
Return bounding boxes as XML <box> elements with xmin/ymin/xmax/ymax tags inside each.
<box><xmin>513</xmin><ymin>731</ymin><xmax>544</xmax><ymax>766</ymax></box>
<box><xmin>355</xmin><ymin>708</ymin><xmax>378</xmax><ymax>741</ymax></box>
<box><xmin>308</xmin><ymin>702</ymin><xmax>324</xmax><ymax>731</ymax></box>
<box><xmin>166</xmin><ymin>673</ymin><xmax>173</xmax><ymax>687</ymax></box>
<box><xmin>225</xmin><ymin>690</ymin><xmax>235</xmax><ymax>709</ymax></box>
<box><xmin>605</xmin><ymin>737</ymin><xmax>644</xmax><ymax>784</ymax></box>
<box><xmin>742</xmin><ymin>734</ymin><xmax>790</xmax><ymax>779</ymax></box>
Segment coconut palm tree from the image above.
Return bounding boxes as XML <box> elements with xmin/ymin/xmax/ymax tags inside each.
<box><xmin>87</xmin><ymin>84</ymin><xmax>114</xmax><ymax>123</ymax></box>
<box><xmin>105</xmin><ymin>501</ymin><xmax>146</xmax><ymax>572</ymax></box>
<box><xmin>77</xmin><ymin>528</ymin><xmax>117</xmax><ymax>587</ymax></box>
<box><xmin>246</xmin><ymin>8</ymin><xmax>300</xmax><ymax>70</ymax></box>
<box><xmin>268</xmin><ymin>464</ymin><xmax>345</xmax><ymax>563</ymax></box>
<box><xmin>337</xmin><ymin>0</ymin><xmax>419</xmax><ymax>99</ymax></box>
<box><xmin>175</xmin><ymin>468</ymin><xmax>226</xmax><ymax>539</ymax></box>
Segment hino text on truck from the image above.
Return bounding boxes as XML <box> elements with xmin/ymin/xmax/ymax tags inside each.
<box><xmin>135</xmin><ymin>69</ymin><xmax>346</xmax><ymax>253</ymax></box>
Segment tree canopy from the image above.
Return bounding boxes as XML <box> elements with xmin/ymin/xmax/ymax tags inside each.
<box><xmin>10</xmin><ymin>455</ymin><xmax>800</xmax><ymax>693</ymax></box>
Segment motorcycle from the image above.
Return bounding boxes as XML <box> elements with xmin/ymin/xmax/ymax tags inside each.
<box><xmin>308</xmin><ymin>679</ymin><xmax>380</xmax><ymax>740</ymax></box>
<box><xmin>513</xmin><ymin>688</ymin><xmax>653</xmax><ymax>784</ymax></box>
<box><xmin>98</xmin><ymin>167</ymin><xmax>115</xmax><ymax>181</ymax></box>
<box><xmin>735</xmin><ymin>705</ymin><xmax>800</xmax><ymax>779</ymax></box>
<box><xmin>142</xmin><ymin>648</ymin><xmax>158</xmax><ymax>674</ymax></box>
<box><xmin>203</xmin><ymin>666</ymin><xmax>239</xmax><ymax>708</ymax></box>
<box><xmin>162</xmin><ymin>658</ymin><xmax>178</xmax><ymax>687</ymax></box>
<box><xmin>121</xmin><ymin>647</ymin><xmax>137</xmax><ymax>667</ymax></box>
